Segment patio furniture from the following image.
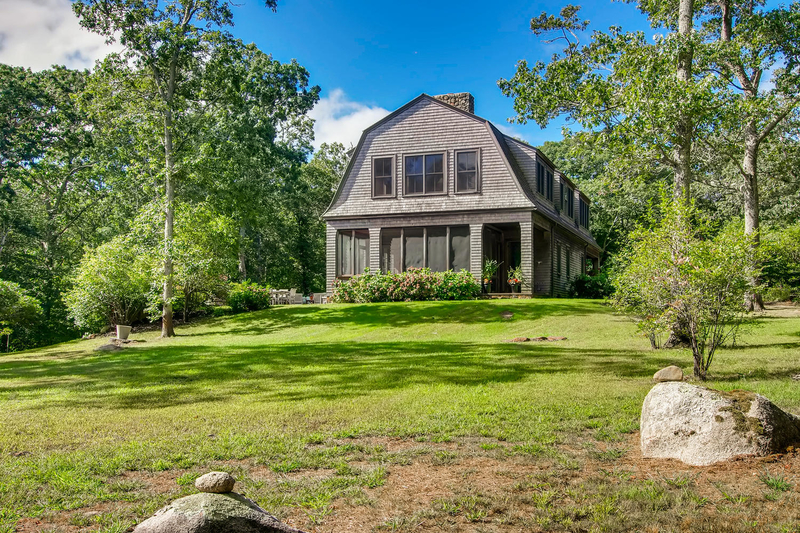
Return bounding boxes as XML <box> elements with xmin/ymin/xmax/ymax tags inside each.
<box><xmin>312</xmin><ymin>292</ymin><xmax>328</xmax><ymax>304</ymax></box>
<box><xmin>288</xmin><ymin>289</ymin><xmax>304</xmax><ymax>304</ymax></box>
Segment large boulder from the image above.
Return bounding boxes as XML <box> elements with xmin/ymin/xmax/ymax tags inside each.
<box><xmin>133</xmin><ymin>492</ymin><xmax>306</xmax><ymax>533</ymax></box>
<box><xmin>641</xmin><ymin>382</ymin><xmax>800</xmax><ymax>466</ymax></box>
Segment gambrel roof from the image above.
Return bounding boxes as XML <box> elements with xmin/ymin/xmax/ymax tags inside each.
<box><xmin>323</xmin><ymin>93</ymin><xmax>599</xmax><ymax>251</ymax></box>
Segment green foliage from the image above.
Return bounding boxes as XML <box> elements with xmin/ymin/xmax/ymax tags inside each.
<box><xmin>65</xmin><ymin>237</ymin><xmax>154</xmax><ymax>332</ymax></box>
<box><xmin>330</xmin><ymin>268</ymin><xmax>480</xmax><ymax>303</ymax></box>
<box><xmin>0</xmin><ymin>280</ymin><xmax>42</xmax><ymax>351</ymax></box>
<box><xmin>211</xmin><ymin>305</ymin><xmax>234</xmax><ymax>317</ymax></box>
<box><xmin>481</xmin><ymin>259</ymin><xmax>500</xmax><ymax>284</ymax></box>
<box><xmin>227</xmin><ymin>281</ymin><xmax>271</xmax><ymax>313</ymax></box>
<box><xmin>611</xmin><ymin>197</ymin><xmax>756</xmax><ymax>379</ymax></box>
<box><xmin>507</xmin><ymin>266</ymin><xmax>526</xmax><ymax>287</ymax></box>
<box><xmin>761</xmin><ymin>223</ymin><xmax>800</xmax><ymax>299</ymax></box>
<box><xmin>568</xmin><ymin>271</ymin><xmax>613</xmax><ymax>299</ymax></box>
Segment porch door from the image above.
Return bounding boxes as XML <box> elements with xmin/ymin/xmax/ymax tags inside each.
<box><xmin>483</xmin><ymin>227</ymin><xmax>503</xmax><ymax>292</ymax></box>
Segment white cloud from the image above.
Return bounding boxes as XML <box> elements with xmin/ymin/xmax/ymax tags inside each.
<box><xmin>309</xmin><ymin>88</ymin><xmax>390</xmax><ymax>151</ymax></box>
<box><xmin>494</xmin><ymin>122</ymin><xmax>531</xmax><ymax>144</ymax></box>
<box><xmin>0</xmin><ymin>0</ymin><xmax>120</xmax><ymax>71</ymax></box>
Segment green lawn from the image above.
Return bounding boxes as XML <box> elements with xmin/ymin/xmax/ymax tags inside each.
<box><xmin>1</xmin><ymin>299</ymin><xmax>799</xmax><ymax>532</ymax></box>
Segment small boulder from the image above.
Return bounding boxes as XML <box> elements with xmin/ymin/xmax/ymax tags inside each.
<box><xmin>94</xmin><ymin>343</ymin><xmax>122</xmax><ymax>352</ymax></box>
<box><xmin>500</xmin><ymin>311</ymin><xmax>514</xmax><ymax>319</ymax></box>
<box><xmin>510</xmin><ymin>337</ymin><xmax>529</xmax><ymax>342</ymax></box>
<box><xmin>133</xmin><ymin>492</ymin><xmax>305</xmax><ymax>533</ymax></box>
<box><xmin>641</xmin><ymin>382</ymin><xmax>800</xmax><ymax>466</ymax></box>
<box><xmin>195</xmin><ymin>471</ymin><xmax>235</xmax><ymax>493</ymax></box>
<box><xmin>653</xmin><ymin>365</ymin><xmax>683</xmax><ymax>382</ymax></box>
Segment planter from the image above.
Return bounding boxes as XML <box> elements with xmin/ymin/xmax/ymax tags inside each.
<box><xmin>510</xmin><ymin>284</ymin><xmax>521</xmax><ymax>293</ymax></box>
<box><xmin>116</xmin><ymin>324</ymin><xmax>132</xmax><ymax>340</ymax></box>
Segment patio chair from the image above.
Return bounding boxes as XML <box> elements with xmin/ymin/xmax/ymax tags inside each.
<box><xmin>313</xmin><ymin>292</ymin><xmax>328</xmax><ymax>304</ymax></box>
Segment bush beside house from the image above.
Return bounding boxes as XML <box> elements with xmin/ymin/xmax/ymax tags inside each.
<box><xmin>330</xmin><ymin>268</ymin><xmax>480</xmax><ymax>303</ymax></box>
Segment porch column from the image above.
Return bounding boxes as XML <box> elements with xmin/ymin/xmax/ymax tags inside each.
<box><xmin>520</xmin><ymin>218</ymin><xmax>534</xmax><ymax>295</ymax></box>
<box><xmin>326</xmin><ymin>223</ymin><xmax>337</xmax><ymax>293</ymax></box>
<box><xmin>469</xmin><ymin>223</ymin><xmax>483</xmax><ymax>283</ymax></box>
<box><xmin>368</xmin><ymin>226</ymin><xmax>381</xmax><ymax>273</ymax></box>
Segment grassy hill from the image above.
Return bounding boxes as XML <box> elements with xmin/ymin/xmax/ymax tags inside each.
<box><xmin>1</xmin><ymin>299</ymin><xmax>798</xmax><ymax>532</ymax></box>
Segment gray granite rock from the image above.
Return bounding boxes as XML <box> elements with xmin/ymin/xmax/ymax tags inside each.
<box><xmin>195</xmin><ymin>471</ymin><xmax>235</xmax><ymax>493</ymax></box>
<box><xmin>641</xmin><ymin>382</ymin><xmax>800</xmax><ymax>466</ymax></box>
<box><xmin>653</xmin><ymin>365</ymin><xmax>683</xmax><ymax>382</ymax></box>
<box><xmin>133</xmin><ymin>492</ymin><xmax>305</xmax><ymax>533</ymax></box>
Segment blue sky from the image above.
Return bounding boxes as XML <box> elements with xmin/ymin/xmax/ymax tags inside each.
<box><xmin>229</xmin><ymin>0</ymin><xmax>655</xmax><ymax>148</ymax></box>
<box><xmin>0</xmin><ymin>0</ymin><xmax>655</xmax><ymax>149</ymax></box>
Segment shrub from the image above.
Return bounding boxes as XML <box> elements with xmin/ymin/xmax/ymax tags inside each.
<box><xmin>330</xmin><ymin>268</ymin><xmax>481</xmax><ymax>303</ymax></box>
<box><xmin>568</xmin><ymin>271</ymin><xmax>613</xmax><ymax>299</ymax></box>
<box><xmin>227</xmin><ymin>281</ymin><xmax>271</xmax><ymax>312</ymax></box>
<box><xmin>0</xmin><ymin>280</ymin><xmax>43</xmax><ymax>352</ymax></box>
<box><xmin>611</xmin><ymin>197</ymin><xmax>756</xmax><ymax>380</ymax></box>
<box><xmin>66</xmin><ymin>236</ymin><xmax>154</xmax><ymax>332</ymax></box>
<box><xmin>761</xmin><ymin>223</ymin><xmax>800</xmax><ymax>299</ymax></box>
<box><xmin>212</xmin><ymin>305</ymin><xmax>234</xmax><ymax>317</ymax></box>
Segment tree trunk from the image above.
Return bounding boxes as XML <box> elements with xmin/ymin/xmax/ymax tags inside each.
<box><xmin>238</xmin><ymin>224</ymin><xmax>247</xmax><ymax>280</ymax></box>
<box><xmin>743</xmin><ymin>125</ymin><xmax>765</xmax><ymax>311</ymax></box>
<box><xmin>161</xmin><ymin>110</ymin><xmax>176</xmax><ymax>338</ymax></box>
<box><xmin>673</xmin><ymin>0</ymin><xmax>694</xmax><ymax>203</ymax></box>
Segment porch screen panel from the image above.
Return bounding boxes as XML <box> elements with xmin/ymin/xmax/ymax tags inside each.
<box><xmin>354</xmin><ymin>230</ymin><xmax>369</xmax><ymax>274</ymax></box>
<box><xmin>426</xmin><ymin>227</ymin><xmax>447</xmax><ymax>272</ymax></box>
<box><xmin>449</xmin><ymin>226</ymin><xmax>470</xmax><ymax>272</ymax></box>
<box><xmin>381</xmin><ymin>229</ymin><xmax>402</xmax><ymax>273</ymax></box>
<box><xmin>404</xmin><ymin>228</ymin><xmax>424</xmax><ymax>270</ymax></box>
<box><xmin>338</xmin><ymin>231</ymin><xmax>352</xmax><ymax>276</ymax></box>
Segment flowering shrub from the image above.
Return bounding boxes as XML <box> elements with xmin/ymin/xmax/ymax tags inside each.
<box><xmin>330</xmin><ymin>268</ymin><xmax>480</xmax><ymax>303</ymax></box>
<box><xmin>227</xmin><ymin>281</ymin><xmax>271</xmax><ymax>312</ymax></box>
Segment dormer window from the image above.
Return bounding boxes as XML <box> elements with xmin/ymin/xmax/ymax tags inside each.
<box><xmin>456</xmin><ymin>150</ymin><xmax>479</xmax><ymax>193</ymax></box>
<box><xmin>536</xmin><ymin>161</ymin><xmax>554</xmax><ymax>201</ymax></box>
<box><xmin>562</xmin><ymin>184</ymin><xmax>574</xmax><ymax>217</ymax></box>
<box><xmin>579</xmin><ymin>197</ymin><xmax>590</xmax><ymax>228</ymax></box>
<box><xmin>404</xmin><ymin>153</ymin><xmax>445</xmax><ymax>196</ymax></box>
<box><xmin>372</xmin><ymin>156</ymin><xmax>394</xmax><ymax>198</ymax></box>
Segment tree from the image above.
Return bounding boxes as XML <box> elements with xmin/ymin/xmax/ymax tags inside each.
<box><xmin>539</xmin><ymin>132</ymin><xmax>666</xmax><ymax>262</ymax></box>
<box><xmin>612</xmin><ymin>197</ymin><xmax>756</xmax><ymax>379</ymax></box>
<box><xmin>0</xmin><ymin>280</ymin><xmax>42</xmax><ymax>352</ymax></box>
<box><xmin>498</xmin><ymin>4</ymin><xmax>716</xmax><ymax>203</ymax></box>
<box><xmin>697</xmin><ymin>0</ymin><xmax>800</xmax><ymax>309</ymax></box>
<box><xmin>65</xmin><ymin>235</ymin><xmax>154</xmax><ymax>332</ymax></box>
<box><xmin>73</xmin><ymin>0</ymin><xmax>279</xmax><ymax>337</ymax></box>
<box><xmin>0</xmin><ymin>65</ymin><xmax>105</xmax><ymax>349</ymax></box>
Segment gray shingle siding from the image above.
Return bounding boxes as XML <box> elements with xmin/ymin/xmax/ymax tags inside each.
<box><xmin>322</xmin><ymin>94</ymin><xmax>600</xmax><ymax>296</ymax></box>
<box><xmin>325</xmin><ymin>98</ymin><xmax>533</xmax><ymax>219</ymax></box>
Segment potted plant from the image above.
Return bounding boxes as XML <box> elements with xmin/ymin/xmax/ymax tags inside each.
<box><xmin>507</xmin><ymin>266</ymin><xmax>526</xmax><ymax>294</ymax></box>
<box><xmin>482</xmin><ymin>258</ymin><xmax>501</xmax><ymax>293</ymax></box>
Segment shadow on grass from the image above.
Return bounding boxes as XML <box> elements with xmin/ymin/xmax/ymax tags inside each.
<box><xmin>0</xmin><ymin>340</ymin><xmax>682</xmax><ymax>410</ymax></box>
<box><xmin>190</xmin><ymin>299</ymin><xmax>614</xmax><ymax>337</ymax></box>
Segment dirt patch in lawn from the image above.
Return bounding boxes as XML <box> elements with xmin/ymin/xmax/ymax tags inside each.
<box><xmin>15</xmin><ymin>434</ymin><xmax>800</xmax><ymax>532</ymax></box>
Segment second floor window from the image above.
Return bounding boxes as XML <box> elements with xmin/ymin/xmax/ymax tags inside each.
<box><xmin>373</xmin><ymin>157</ymin><xmax>394</xmax><ymax>197</ymax></box>
<box><xmin>405</xmin><ymin>153</ymin><xmax>444</xmax><ymax>195</ymax></box>
<box><xmin>456</xmin><ymin>150</ymin><xmax>478</xmax><ymax>193</ymax></box>
<box><xmin>563</xmin><ymin>185</ymin><xmax>574</xmax><ymax>217</ymax></box>
<box><xmin>579</xmin><ymin>198</ymin><xmax>590</xmax><ymax>228</ymax></box>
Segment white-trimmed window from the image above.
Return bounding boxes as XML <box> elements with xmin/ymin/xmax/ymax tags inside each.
<box><xmin>372</xmin><ymin>156</ymin><xmax>394</xmax><ymax>198</ymax></box>
<box><xmin>404</xmin><ymin>153</ymin><xmax>445</xmax><ymax>195</ymax></box>
<box><xmin>455</xmin><ymin>150</ymin><xmax>479</xmax><ymax>193</ymax></box>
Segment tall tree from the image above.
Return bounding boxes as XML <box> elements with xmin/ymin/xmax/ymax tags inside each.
<box><xmin>73</xmin><ymin>0</ymin><xmax>278</xmax><ymax>337</ymax></box>
<box><xmin>498</xmin><ymin>4</ymin><xmax>716</xmax><ymax>203</ymax></box>
<box><xmin>700</xmin><ymin>0</ymin><xmax>800</xmax><ymax>309</ymax></box>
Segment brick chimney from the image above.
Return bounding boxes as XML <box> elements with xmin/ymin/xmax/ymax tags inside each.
<box><xmin>433</xmin><ymin>92</ymin><xmax>474</xmax><ymax>114</ymax></box>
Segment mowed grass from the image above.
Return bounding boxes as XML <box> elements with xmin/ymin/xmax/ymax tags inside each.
<box><xmin>0</xmin><ymin>299</ymin><xmax>799</xmax><ymax>532</ymax></box>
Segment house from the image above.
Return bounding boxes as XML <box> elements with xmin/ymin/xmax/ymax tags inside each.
<box><xmin>322</xmin><ymin>92</ymin><xmax>600</xmax><ymax>295</ymax></box>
